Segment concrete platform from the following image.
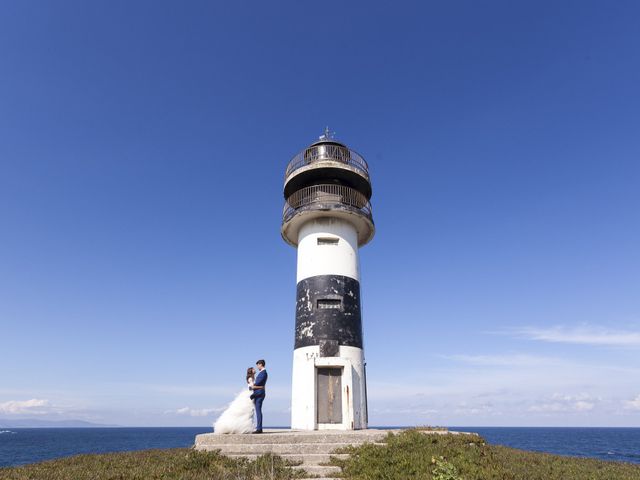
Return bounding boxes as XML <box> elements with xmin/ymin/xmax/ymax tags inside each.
<box><xmin>194</xmin><ymin>428</ymin><xmax>400</xmax><ymax>478</ymax></box>
<box><xmin>195</xmin><ymin>428</ymin><xmax>399</xmax><ymax>445</ymax></box>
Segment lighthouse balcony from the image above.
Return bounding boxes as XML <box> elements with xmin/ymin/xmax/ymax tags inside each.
<box><xmin>281</xmin><ymin>184</ymin><xmax>375</xmax><ymax>247</ymax></box>
<box><xmin>284</xmin><ymin>143</ymin><xmax>372</xmax><ymax>199</ymax></box>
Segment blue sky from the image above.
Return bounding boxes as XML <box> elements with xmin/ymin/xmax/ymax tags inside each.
<box><xmin>1</xmin><ymin>0</ymin><xmax>639</xmax><ymax>427</ymax></box>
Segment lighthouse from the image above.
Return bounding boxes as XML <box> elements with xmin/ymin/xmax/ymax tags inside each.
<box><xmin>281</xmin><ymin>129</ymin><xmax>375</xmax><ymax>430</ymax></box>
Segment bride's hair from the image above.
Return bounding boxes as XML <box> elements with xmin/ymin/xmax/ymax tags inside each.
<box><xmin>246</xmin><ymin>367</ymin><xmax>255</xmax><ymax>382</ymax></box>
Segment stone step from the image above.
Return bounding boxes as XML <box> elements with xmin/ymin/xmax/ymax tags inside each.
<box><xmin>196</xmin><ymin>430</ymin><xmax>392</xmax><ymax>445</ymax></box>
<box><xmin>199</xmin><ymin>441</ymin><xmax>385</xmax><ymax>455</ymax></box>
<box><xmin>224</xmin><ymin>453</ymin><xmax>349</xmax><ymax>465</ymax></box>
<box><xmin>293</xmin><ymin>465</ymin><xmax>342</xmax><ymax>477</ymax></box>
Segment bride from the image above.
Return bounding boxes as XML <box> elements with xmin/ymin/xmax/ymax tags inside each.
<box><xmin>213</xmin><ymin>367</ymin><xmax>255</xmax><ymax>434</ymax></box>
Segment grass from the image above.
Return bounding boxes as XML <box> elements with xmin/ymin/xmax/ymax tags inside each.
<box><xmin>2</xmin><ymin>429</ymin><xmax>640</xmax><ymax>480</ymax></box>
<box><xmin>0</xmin><ymin>449</ymin><xmax>305</xmax><ymax>480</ymax></box>
<box><xmin>330</xmin><ymin>429</ymin><xmax>640</xmax><ymax>480</ymax></box>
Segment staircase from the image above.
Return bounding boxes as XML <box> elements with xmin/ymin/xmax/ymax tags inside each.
<box><xmin>194</xmin><ymin>429</ymin><xmax>399</xmax><ymax>479</ymax></box>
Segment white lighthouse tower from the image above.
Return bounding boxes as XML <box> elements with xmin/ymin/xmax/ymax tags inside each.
<box><xmin>281</xmin><ymin>129</ymin><xmax>375</xmax><ymax>430</ymax></box>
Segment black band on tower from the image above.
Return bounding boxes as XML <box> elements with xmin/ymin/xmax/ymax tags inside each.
<box><xmin>294</xmin><ymin>275</ymin><xmax>363</xmax><ymax>350</ymax></box>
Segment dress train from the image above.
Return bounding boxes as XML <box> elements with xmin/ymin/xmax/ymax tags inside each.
<box><xmin>213</xmin><ymin>388</ymin><xmax>255</xmax><ymax>434</ymax></box>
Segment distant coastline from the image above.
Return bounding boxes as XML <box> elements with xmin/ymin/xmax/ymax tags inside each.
<box><xmin>0</xmin><ymin>418</ymin><xmax>118</xmax><ymax>428</ymax></box>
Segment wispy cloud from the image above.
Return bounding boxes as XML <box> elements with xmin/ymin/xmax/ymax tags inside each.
<box><xmin>370</xmin><ymin>406</ymin><xmax>439</xmax><ymax>416</ymax></box>
<box><xmin>454</xmin><ymin>401</ymin><xmax>497</xmax><ymax>416</ymax></box>
<box><xmin>0</xmin><ymin>399</ymin><xmax>52</xmax><ymax>415</ymax></box>
<box><xmin>512</xmin><ymin>325</ymin><xmax>640</xmax><ymax>346</ymax></box>
<box><xmin>111</xmin><ymin>383</ymin><xmax>236</xmax><ymax>396</ymax></box>
<box><xmin>625</xmin><ymin>395</ymin><xmax>640</xmax><ymax>410</ymax></box>
<box><xmin>442</xmin><ymin>353</ymin><xmax>561</xmax><ymax>367</ymax></box>
<box><xmin>164</xmin><ymin>406</ymin><xmax>225</xmax><ymax>417</ymax></box>
<box><xmin>528</xmin><ymin>393</ymin><xmax>597</xmax><ymax>413</ymax></box>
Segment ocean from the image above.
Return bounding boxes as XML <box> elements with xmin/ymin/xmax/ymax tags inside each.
<box><xmin>457</xmin><ymin>427</ymin><xmax>640</xmax><ymax>464</ymax></box>
<box><xmin>0</xmin><ymin>427</ymin><xmax>639</xmax><ymax>468</ymax></box>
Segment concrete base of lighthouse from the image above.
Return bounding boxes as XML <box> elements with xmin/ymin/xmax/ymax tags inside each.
<box><xmin>291</xmin><ymin>345</ymin><xmax>367</xmax><ymax>431</ymax></box>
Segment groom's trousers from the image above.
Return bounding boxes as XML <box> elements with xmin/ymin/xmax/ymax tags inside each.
<box><xmin>254</xmin><ymin>396</ymin><xmax>264</xmax><ymax>431</ymax></box>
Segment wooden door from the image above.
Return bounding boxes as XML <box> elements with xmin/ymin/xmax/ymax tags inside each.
<box><xmin>317</xmin><ymin>367</ymin><xmax>342</xmax><ymax>424</ymax></box>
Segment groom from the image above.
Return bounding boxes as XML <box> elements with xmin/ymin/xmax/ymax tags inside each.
<box><xmin>250</xmin><ymin>359</ymin><xmax>267</xmax><ymax>433</ymax></box>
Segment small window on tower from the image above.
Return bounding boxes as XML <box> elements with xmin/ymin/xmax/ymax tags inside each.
<box><xmin>317</xmin><ymin>237</ymin><xmax>339</xmax><ymax>246</ymax></box>
<box><xmin>317</xmin><ymin>298</ymin><xmax>342</xmax><ymax>310</ymax></box>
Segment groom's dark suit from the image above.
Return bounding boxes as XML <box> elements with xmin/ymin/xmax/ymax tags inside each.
<box><xmin>252</xmin><ymin>369</ymin><xmax>267</xmax><ymax>432</ymax></box>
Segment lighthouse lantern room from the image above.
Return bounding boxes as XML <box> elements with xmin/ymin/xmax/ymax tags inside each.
<box><xmin>281</xmin><ymin>129</ymin><xmax>375</xmax><ymax>430</ymax></box>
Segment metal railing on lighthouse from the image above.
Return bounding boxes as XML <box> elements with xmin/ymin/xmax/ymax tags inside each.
<box><xmin>282</xmin><ymin>184</ymin><xmax>373</xmax><ymax>224</ymax></box>
<box><xmin>285</xmin><ymin>144</ymin><xmax>370</xmax><ymax>181</ymax></box>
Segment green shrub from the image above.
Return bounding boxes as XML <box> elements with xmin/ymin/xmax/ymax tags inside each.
<box><xmin>432</xmin><ymin>456</ymin><xmax>461</xmax><ymax>480</ymax></box>
<box><xmin>0</xmin><ymin>449</ymin><xmax>305</xmax><ymax>480</ymax></box>
<box><xmin>330</xmin><ymin>429</ymin><xmax>640</xmax><ymax>480</ymax></box>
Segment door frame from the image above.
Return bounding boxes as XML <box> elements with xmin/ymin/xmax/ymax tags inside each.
<box><xmin>315</xmin><ymin>357</ymin><xmax>354</xmax><ymax>430</ymax></box>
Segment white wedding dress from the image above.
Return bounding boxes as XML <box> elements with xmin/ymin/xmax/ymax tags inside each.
<box><xmin>213</xmin><ymin>379</ymin><xmax>255</xmax><ymax>434</ymax></box>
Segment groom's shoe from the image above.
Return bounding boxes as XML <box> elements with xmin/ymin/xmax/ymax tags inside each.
<box><xmin>252</xmin><ymin>429</ymin><xmax>263</xmax><ymax>434</ymax></box>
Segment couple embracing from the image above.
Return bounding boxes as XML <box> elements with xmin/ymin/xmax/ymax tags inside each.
<box><xmin>213</xmin><ymin>359</ymin><xmax>268</xmax><ymax>434</ymax></box>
